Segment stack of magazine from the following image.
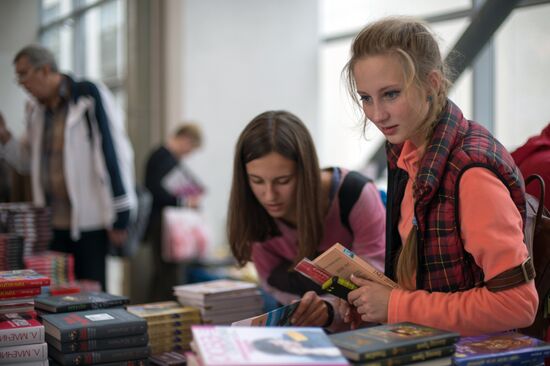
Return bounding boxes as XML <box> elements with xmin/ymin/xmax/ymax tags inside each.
<box><xmin>127</xmin><ymin>300</ymin><xmax>201</xmax><ymax>355</ymax></box>
<box><xmin>173</xmin><ymin>279</ymin><xmax>263</xmax><ymax>324</ymax></box>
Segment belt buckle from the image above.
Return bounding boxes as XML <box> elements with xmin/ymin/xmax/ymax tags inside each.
<box><xmin>521</xmin><ymin>257</ymin><xmax>533</xmax><ymax>282</ymax></box>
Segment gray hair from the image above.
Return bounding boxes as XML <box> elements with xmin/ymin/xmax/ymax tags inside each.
<box><xmin>13</xmin><ymin>45</ymin><xmax>59</xmax><ymax>73</ymax></box>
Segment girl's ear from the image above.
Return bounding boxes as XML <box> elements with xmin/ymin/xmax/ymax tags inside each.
<box><xmin>427</xmin><ymin>69</ymin><xmax>442</xmax><ymax>95</ymax></box>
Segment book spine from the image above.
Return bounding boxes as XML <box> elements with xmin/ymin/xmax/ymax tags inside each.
<box><xmin>358</xmin><ymin>336</ymin><xmax>459</xmax><ymax>361</ymax></box>
<box><xmin>0</xmin><ymin>287</ymin><xmax>42</xmax><ymax>299</ymax></box>
<box><xmin>56</xmin><ymin>333</ymin><xmax>149</xmax><ymax>352</ymax></box>
<box><xmin>51</xmin><ymin>345</ymin><xmax>150</xmax><ymax>365</ymax></box>
<box><xmin>0</xmin><ymin>325</ymin><xmax>44</xmax><ymax>347</ymax></box>
<box><xmin>0</xmin><ymin>278</ymin><xmax>50</xmax><ymax>290</ymax></box>
<box><xmin>455</xmin><ymin>350</ymin><xmax>550</xmax><ymax>366</ymax></box>
<box><xmin>0</xmin><ymin>342</ymin><xmax>47</xmax><ymax>363</ymax></box>
<box><xmin>60</xmin><ymin>321</ymin><xmax>147</xmax><ymax>342</ymax></box>
<box><xmin>361</xmin><ymin>346</ymin><xmax>455</xmax><ymax>366</ymax></box>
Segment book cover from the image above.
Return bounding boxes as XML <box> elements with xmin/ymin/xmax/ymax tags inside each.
<box><xmin>0</xmin><ymin>342</ymin><xmax>48</xmax><ymax>363</ymax></box>
<box><xmin>312</xmin><ymin>243</ymin><xmax>398</xmax><ymax>288</ymax></box>
<box><xmin>150</xmin><ymin>351</ymin><xmax>187</xmax><ymax>366</ymax></box>
<box><xmin>453</xmin><ymin>331</ymin><xmax>550</xmax><ymax>366</ymax></box>
<box><xmin>232</xmin><ymin>302</ymin><xmax>299</xmax><ymax>326</ymax></box>
<box><xmin>48</xmin><ymin>344</ymin><xmax>150</xmax><ymax>366</ymax></box>
<box><xmin>0</xmin><ymin>269</ymin><xmax>50</xmax><ymax>290</ymax></box>
<box><xmin>173</xmin><ymin>279</ymin><xmax>258</xmax><ymax>301</ymax></box>
<box><xmin>46</xmin><ymin>332</ymin><xmax>148</xmax><ymax>352</ymax></box>
<box><xmin>0</xmin><ymin>312</ymin><xmax>44</xmax><ymax>347</ymax></box>
<box><xmin>127</xmin><ymin>301</ymin><xmax>200</xmax><ymax>322</ymax></box>
<box><xmin>35</xmin><ymin>291</ymin><xmax>129</xmax><ymax>313</ymax></box>
<box><xmin>0</xmin><ymin>286</ymin><xmax>42</xmax><ymax>299</ymax></box>
<box><xmin>41</xmin><ymin>308</ymin><xmax>147</xmax><ymax>342</ymax></box>
<box><xmin>353</xmin><ymin>345</ymin><xmax>455</xmax><ymax>366</ymax></box>
<box><xmin>191</xmin><ymin>325</ymin><xmax>349</xmax><ymax>365</ymax></box>
<box><xmin>328</xmin><ymin>322</ymin><xmax>459</xmax><ymax>362</ymax></box>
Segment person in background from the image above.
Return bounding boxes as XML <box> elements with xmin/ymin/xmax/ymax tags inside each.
<box><xmin>227</xmin><ymin>110</ymin><xmax>386</xmax><ymax>331</ymax></box>
<box><xmin>336</xmin><ymin>17</ymin><xmax>537</xmax><ymax>336</ymax></box>
<box><xmin>145</xmin><ymin>123</ymin><xmax>204</xmax><ymax>301</ymax></box>
<box><xmin>0</xmin><ymin>45</ymin><xmax>136</xmax><ymax>290</ymax></box>
<box><xmin>511</xmin><ymin>123</ymin><xmax>550</xmax><ymax>208</ymax></box>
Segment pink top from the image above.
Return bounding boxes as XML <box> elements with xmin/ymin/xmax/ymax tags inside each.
<box><xmin>388</xmin><ymin>141</ymin><xmax>538</xmax><ymax>335</ymax></box>
<box><xmin>252</xmin><ymin>169</ymin><xmax>386</xmax><ymax>305</ymax></box>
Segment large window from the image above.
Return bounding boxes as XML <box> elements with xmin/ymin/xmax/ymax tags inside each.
<box><xmin>39</xmin><ymin>0</ymin><xmax>126</xmax><ymax>112</ymax></box>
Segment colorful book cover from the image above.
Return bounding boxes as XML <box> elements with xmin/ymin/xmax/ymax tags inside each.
<box><xmin>328</xmin><ymin>322</ymin><xmax>459</xmax><ymax>362</ymax></box>
<box><xmin>0</xmin><ymin>312</ymin><xmax>44</xmax><ymax>347</ymax></box>
<box><xmin>48</xmin><ymin>344</ymin><xmax>150</xmax><ymax>366</ymax></box>
<box><xmin>0</xmin><ymin>269</ymin><xmax>50</xmax><ymax>290</ymax></box>
<box><xmin>46</xmin><ymin>332</ymin><xmax>148</xmax><ymax>353</ymax></box>
<box><xmin>453</xmin><ymin>331</ymin><xmax>550</xmax><ymax>366</ymax></box>
<box><xmin>191</xmin><ymin>325</ymin><xmax>349</xmax><ymax>365</ymax></box>
<box><xmin>0</xmin><ymin>286</ymin><xmax>42</xmax><ymax>299</ymax></box>
<box><xmin>232</xmin><ymin>302</ymin><xmax>299</xmax><ymax>326</ymax></box>
<box><xmin>41</xmin><ymin>308</ymin><xmax>147</xmax><ymax>342</ymax></box>
<box><xmin>34</xmin><ymin>291</ymin><xmax>129</xmax><ymax>313</ymax></box>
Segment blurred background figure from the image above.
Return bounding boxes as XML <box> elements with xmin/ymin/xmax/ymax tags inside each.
<box><xmin>145</xmin><ymin>123</ymin><xmax>205</xmax><ymax>301</ymax></box>
<box><xmin>0</xmin><ymin>45</ymin><xmax>136</xmax><ymax>291</ymax></box>
<box><xmin>511</xmin><ymin>123</ymin><xmax>550</xmax><ymax>208</ymax></box>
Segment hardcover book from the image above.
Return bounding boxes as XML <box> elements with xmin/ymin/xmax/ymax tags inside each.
<box><xmin>0</xmin><ymin>269</ymin><xmax>50</xmax><ymax>290</ymax></box>
<box><xmin>453</xmin><ymin>331</ymin><xmax>550</xmax><ymax>366</ymax></box>
<box><xmin>46</xmin><ymin>332</ymin><xmax>148</xmax><ymax>352</ymax></box>
<box><xmin>328</xmin><ymin>322</ymin><xmax>459</xmax><ymax>362</ymax></box>
<box><xmin>232</xmin><ymin>302</ymin><xmax>299</xmax><ymax>326</ymax></box>
<box><xmin>127</xmin><ymin>301</ymin><xmax>200</xmax><ymax>322</ymax></box>
<box><xmin>48</xmin><ymin>359</ymin><xmax>149</xmax><ymax>366</ymax></box>
<box><xmin>41</xmin><ymin>308</ymin><xmax>147</xmax><ymax>342</ymax></box>
<box><xmin>0</xmin><ymin>286</ymin><xmax>42</xmax><ymax>299</ymax></box>
<box><xmin>0</xmin><ymin>342</ymin><xmax>48</xmax><ymax>363</ymax></box>
<box><xmin>150</xmin><ymin>351</ymin><xmax>187</xmax><ymax>366</ymax></box>
<box><xmin>191</xmin><ymin>325</ymin><xmax>349</xmax><ymax>365</ymax></box>
<box><xmin>34</xmin><ymin>291</ymin><xmax>129</xmax><ymax>313</ymax></box>
<box><xmin>0</xmin><ymin>312</ymin><xmax>44</xmax><ymax>347</ymax></box>
<box><xmin>48</xmin><ymin>344</ymin><xmax>150</xmax><ymax>366</ymax></box>
<box><xmin>353</xmin><ymin>345</ymin><xmax>455</xmax><ymax>366</ymax></box>
<box><xmin>173</xmin><ymin>279</ymin><xmax>258</xmax><ymax>302</ymax></box>
<box><xmin>311</xmin><ymin>243</ymin><xmax>398</xmax><ymax>289</ymax></box>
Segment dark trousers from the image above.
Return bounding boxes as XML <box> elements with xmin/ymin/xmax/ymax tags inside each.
<box><xmin>50</xmin><ymin>229</ymin><xmax>109</xmax><ymax>291</ymax></box>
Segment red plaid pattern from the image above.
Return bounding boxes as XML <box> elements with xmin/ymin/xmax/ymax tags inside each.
<box><xmin>386</xmin><ymin>100</ymin><xmax>526</xmax><ymax>292</ymax></box>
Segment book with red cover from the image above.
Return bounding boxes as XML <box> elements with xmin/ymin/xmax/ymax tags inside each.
<box><xmin>0</xmin><ymin>287</ymin><xmax>42</xmax><ymax>299</ymax></box>
<box><xmin>0</xmin><ymin>269</ymin><xmax>50</xmax><ymax>290</ymax></box>
<box><xmin>0</xmin><ymin>311</ymin><xmax>44</xmax><ymax>347</ymax></box>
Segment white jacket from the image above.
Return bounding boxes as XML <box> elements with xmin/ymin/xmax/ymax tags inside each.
<box><xmin>0</xmin><ymin>76</ymin><xmax>136</xmax><ymax>240</ymax></box>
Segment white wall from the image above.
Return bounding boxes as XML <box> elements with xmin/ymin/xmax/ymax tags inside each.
<box><xmin>177</xmin><ymin>0</ymin><xmax>319</xmax><ymax>253</ymax></box>
<box><xmin>0</xmin><ymin>1</ymin><xmax>39</xmax><ymax>136</ymax></box>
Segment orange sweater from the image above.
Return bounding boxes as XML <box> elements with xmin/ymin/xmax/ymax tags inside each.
<box><xmin>388</xmin><ymin>141</ymin><xmax>538</xmax><ymax>335</ymax></box>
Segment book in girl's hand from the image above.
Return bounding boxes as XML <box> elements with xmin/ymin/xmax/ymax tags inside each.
<box><xmin>232</xmin><ymin>302</ymin><xmax>300</xmax><ymax>326</ymax></box>
<box><xmin>329</xmin><ymin>322</ymin><xmax>459</xmax><ymax>363</ymax></box>
<box><xmin>34</xmin><ymin>291</ymin><xmax>129</xmax><ymax>313</ymax></box>
<box><xmin>453</xmin><ymin>331</ymin><xmax>550</xmax><ymax>366</ymax></box>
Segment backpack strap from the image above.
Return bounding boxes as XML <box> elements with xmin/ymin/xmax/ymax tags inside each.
<box><xmin>339</xmin><ymin>171</ymin><xmax>372</xmax><ymax>233</ymax></box>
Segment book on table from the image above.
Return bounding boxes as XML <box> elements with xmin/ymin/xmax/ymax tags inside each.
<box><xmin>34</xmin><ymin>291</ymin><xmax>129</xmax><ymax>313</ymax></box>
<box><xmin>173</xmin><ymin>279</ymin><xmax>259</xmax><ymax>302</ymax></box>
<box><xmin>329</xmin><ymin>322</ymin><xmax>459</xmax><ymax>362</ymax></box>
<box><xmin>47</xmin><ymin>343</ymin><xmax>151</xmax><ymax>366</ymax></box>
<box><xmin>453</xmin><ymin>331</ymin><xmax>550</xmax><ymax>366</ymax></box>
<box><xmin>0</xmin><ymin>311</ymin><xmax>44</xmax><ymax>347</ymax></box>
<box><xmin>191</xmin><ymin>325</ymin><xmax>349</xmax><ymax>365</ymax></box>
<box><xmin>232</xmin><ymin>302</ymin><xmax>299</xmax><ymax>327</ymax></box>
<box><xmin>0</xmin><ymin>269</ymin><xmax>50</xmax><ymax>290</ymax></box>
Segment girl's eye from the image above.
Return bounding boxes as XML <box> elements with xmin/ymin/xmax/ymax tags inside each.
<box><xmin>359</xmin><ymin>95</ymin><xmax>372</xmax><ymax>103</ymax></box>
<box><xmin>249</xmin><ymin>178</ymin><xmax>263</xmax><ymax>185</ymax></box>
<box><xmin>276</xmin><ymin>178</ymin><xmax>291</xmax><ymax>185</ymax></box>
<box><xmin>384</xmin><ymin>90</ymin><xmax>400</xmax><ymax>99</ymax></box>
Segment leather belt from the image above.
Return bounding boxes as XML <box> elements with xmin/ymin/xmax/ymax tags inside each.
<box><xmin>485</xmin><ymin>257</ymin><xmax>536</xmax><ymax>292</ymax></box>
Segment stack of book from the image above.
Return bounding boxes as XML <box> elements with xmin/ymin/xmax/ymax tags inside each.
<box><xmin>24</xmin><ymin>251</ymin><xmax>76</xmax><ymax>285</ymax></box>
<box><xmin>127</xmin><ymin>301</ymin><xmax>201</xmax><ymax>355</ymax></box>
<box><xmin>0</xmin><ymin>311</ymin><xmax>48</xmax><ymax>365</ymax></box>
<box><xmin>0</xmin><ymin>233</ymin><xmax>24</xmax><ymax>270</ymax></box>
<box><xmin>187</xmin><ymin>325</ymin><xmax>349</xmax><ymax>366</ymax></box>
<box><xmin>0</xmin><ymin>269</ymin><xmax>50</xmax><ymax>315</ymax></box>
<box><xmin>329</xmin><ymin>322</ymin><xmax>460</xmax><ymax>366</ymax></box>
<box><xmin>173</xmin><ymin>279</ymin><xmax>264</xmax><ymax>324</ymax></box>
<box><xmin>34</xmin><ymin>291</ymin><xmax>130</xmax><ymax>317</ymax></box>
<box><xmin>0</xmin><ymin>202</ymin><xmax>52</xmax><ymax>255</ymax></box>
<box><xmin>42</xmin><ymin>308</ymin><xmax>150</xmax><ymax>365</ymax></box>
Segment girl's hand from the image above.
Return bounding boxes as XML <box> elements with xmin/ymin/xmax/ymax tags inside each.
<box><xmin>347</xmin><ymin>274</ymin><xmax>392</xmax><ymax>323</ymax></box>
<box><xmin>290</xmin><ymin>291</ymin><xmax>330</xmax><ymax>327</ymax></box>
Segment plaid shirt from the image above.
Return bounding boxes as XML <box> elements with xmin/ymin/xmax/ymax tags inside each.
<box><xmin>385</xmin><ymin>100</ymin><xmax>526</xmax><ymax>292</ymax></box>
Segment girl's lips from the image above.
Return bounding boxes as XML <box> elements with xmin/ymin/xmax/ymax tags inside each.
<box><xmin>381</xmin><ymin>125</ymin><xmax>398</xmax><ymax>135</ymax></box>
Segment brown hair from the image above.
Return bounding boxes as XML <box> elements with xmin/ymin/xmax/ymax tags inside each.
<box><xmin>227</xmin><ymin>111</ymin><xmax>323</xmax><ymax>267</ymax></box>
<box><xmin>344</xmin><ymin>17</ymin><xmax>453</xmax><ymax>289</ymax></box>
<box><xmin>174</xmin><ymin>123</ymin><xmax>202</xmax><ymax>148</ymax></box>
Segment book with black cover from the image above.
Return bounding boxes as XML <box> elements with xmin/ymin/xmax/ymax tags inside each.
<box><xmin>35</xmin><ymin>291</ymin><xmax>129</xmax><ymax>313</ymax></box>
<box><xmin>353</xmin><ymin>345</ymin><xmax>455</xmax><ymax>366</ymax></box>
<box><xmin>41</xmin><ymin>308</ymin><xmax>147</xmax><ymax>342</ymax></box>
<box><xmin>46</xmin><ymin>332</ymin><xmax>148</xmax><ymax>352</ymax></box>
<box><xmin>48</xmin><ymin>344</ymin><xmax>150</xmax><ymax>365</ymax></box>
<box><xmin>329</xmin><ymin>322</ymin><xmax>459</xmax><ymax>362</ymax></box>
<box><xmin>453</xmin><ymin>331</ymin><xmax>550</xmax><ymax>366</ymax></box>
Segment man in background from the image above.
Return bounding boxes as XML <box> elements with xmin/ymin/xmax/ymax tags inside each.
<box><xmin>145</xmin><ymin>124</ymin><xmax>204</xmax><ymax>301</ymax></box>
<box><xmin>0</xmin><ymin>45</ymin><xmax>136</xmax><ymax>290</ymax></box>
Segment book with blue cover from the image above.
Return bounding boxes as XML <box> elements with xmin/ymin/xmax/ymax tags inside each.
<box><xmin>231</xmin><ymin>302</ymin><xmax>299</xmax><ymax>326</ymax></box>
<box><xmin>328</xmin><ymin>322</ymin><xmax>459</xmax><ymax>362</ymax></box>
<box><xmin>453</xmin><ymin>331</ymin><xmax>550</xmax><ymax>366</ymax></box>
